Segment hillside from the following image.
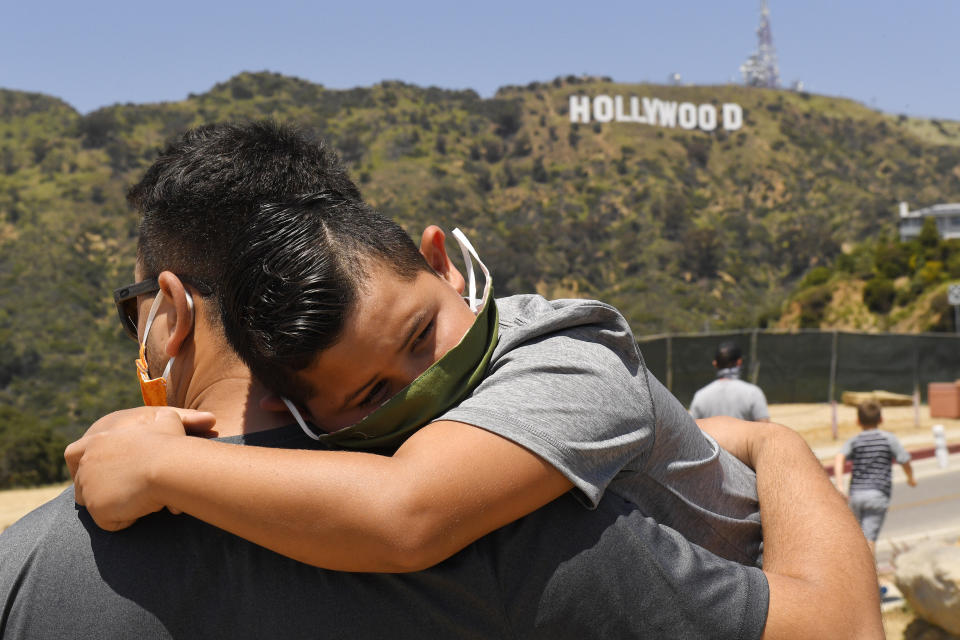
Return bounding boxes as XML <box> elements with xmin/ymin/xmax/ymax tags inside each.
<box><xmin>1</xmin><ymin>71</ymin><xmax>959</xmax><ymax>484</ymax></box>
<box><xmin>776</xmin><ymin>217</ymin><xmax>959</xmax><ymax>332</ymax></box>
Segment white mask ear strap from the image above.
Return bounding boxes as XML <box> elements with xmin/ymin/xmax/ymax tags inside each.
<box><xmin>451</xmin><ymin>228</ymin><xmax>491</xmax><ymax>313</ymax></box>
<box><xmin>142</xmin><ymin>290</ymin><xmax>166</xmax><ymax>343</ymax></box>
<box><xmin>150</xmin><ymin>289</ymin><xmax>196</xmax><ymax>385</ymax></box>
<box><xmin>282</xmin><ymin>397</ymin><xmax>321</xmax><ymax>440</ymax></box>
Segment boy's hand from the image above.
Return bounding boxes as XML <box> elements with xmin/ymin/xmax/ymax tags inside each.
<box><xmin>65</xmin><ymin>407</ymin><xmax>216</xmax><ymax>531</ymax></box>
<box><xmin>908</xmin><ymin>477</ymin><xmax>918</xmax><ymax>487</ymax></box>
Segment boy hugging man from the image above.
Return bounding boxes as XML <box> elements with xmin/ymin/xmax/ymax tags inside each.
<box><xmin>70</xmin><ymin>190</ymin><xmax>762</xmax><ymax>571</ymax></box>
<box><xmin>834</xmin><ymin>401</ymin><xmax>917</xmax><ymax>555</ymax></box>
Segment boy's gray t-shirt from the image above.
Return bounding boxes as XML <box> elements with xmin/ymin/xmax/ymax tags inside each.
<box><xmin>440</xmin><ymin>295</ymin><xmax>763</xmax><ymax>566</ymax></box>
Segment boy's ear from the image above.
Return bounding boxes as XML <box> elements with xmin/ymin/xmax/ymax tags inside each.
<box><xmin>419</xmin><ymin>225</ymin><xmax>466</xmax><ymax>294</ymax></box>
<box><xmin>157</xmin><ymin>271</ymin><xmax>196</xmax><ymax>358</ymax></box>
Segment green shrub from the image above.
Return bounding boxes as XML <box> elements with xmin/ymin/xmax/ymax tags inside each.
<box><xmin>0</xmin><ymin>407</ymin><xmax>68</xmax><ymax>489</ymax></box>
<box><xmin>916</xmin><ymin>260</ymin><xmax>945</xmax><ymax>285</ymax></box>
<box><xmin>532</xmin><ymin>157</ymin><xmax>548</xmax><ymax>183</ymax></box>
<box><xmin>796</xmin><ymin>285</ymin><xmax>832</xmax><ymax>328</ymax></box>
<box><xmin>802</xmin><ymin>266</ymin><xmax>832</xmax><ymax>288</ymax></box>
<box><xmin>874</xmin><ymin>242</ymin><xmax>910</xmax><ymax>279</ymax></box>
<box><xmin>863</xmin><ymin>277</ymin><xmax>896</xmax><ymax>313</ymax></box>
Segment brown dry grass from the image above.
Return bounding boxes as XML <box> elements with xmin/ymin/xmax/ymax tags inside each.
<box><xmin>0</xmin><ymin>482</ymin><xmax>70</xmax><ymax>532</ymax></box>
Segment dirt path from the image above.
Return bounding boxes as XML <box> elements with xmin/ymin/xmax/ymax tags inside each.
<box><xmin>769</xmin><ymin>402</ymin><xmax>960</xmax><ymax>454</ymax></box>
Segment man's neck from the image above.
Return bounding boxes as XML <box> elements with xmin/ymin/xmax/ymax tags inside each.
<box><xmin>173</xmin><ymin>324</ymin><xmax>293</xmax><ymax>437</ymax></box>
<box><xmin>182</xmin><ymin>371</ymin><xmax>292</xmax><ymax>438</ymax></box>
<box><xmin>715</xmin><ymin>365</ymin><xmax>742</xmax><ymax>380</ymax></box>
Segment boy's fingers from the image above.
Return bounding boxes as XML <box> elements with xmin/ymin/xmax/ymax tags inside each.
<box><xmin>161</xmin><ymin>408</ymin><xmax>217</xmax><ymax>434</ymax></box>
<box><xmin>64</xmin><ymin>438</ymin><xmax>85</xmax><ymax>479</ymax></box>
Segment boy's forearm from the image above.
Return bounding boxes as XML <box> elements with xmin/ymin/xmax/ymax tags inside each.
<box><xmin>149</xmin><ymin>436</ymin><xmax>424</xmax><ymax>570</ymax></box>
<box><xmin>145</xmin><ymin>420</ymin><xmax>571</xmax><ymax>572</ymax></box>
<box><xmin>755</xmin><ymin>425</ymin><xmax>883</xmax><ymax>639</ymax></box>
<box><xmin>902</xmin><ymin>461</ymin><xmax>915</xmax><ymax>482</ymax></box>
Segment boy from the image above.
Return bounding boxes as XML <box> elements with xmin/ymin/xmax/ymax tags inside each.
<box><xmin>69</xmin><ymin>162</ymin><xmax>761</xmax><ymax>572</ymax></box>
<box><xmin>834</xmin><ymin>401</ymin><xmax>917</xmax><ymax>555</ymax></box>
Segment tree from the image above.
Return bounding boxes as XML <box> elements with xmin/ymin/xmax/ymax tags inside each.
<box><xmin>918</xmin><ymin>216</ymin><xmax>940</xmax><ymax>249</ymax></box>
<box><xmin>532</xmin><ymin>157</ymin><xmax>548</xmax><ymax>183</ymax></box>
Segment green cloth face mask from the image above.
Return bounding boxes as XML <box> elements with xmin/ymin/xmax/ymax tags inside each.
<box><xmin>282</xmin><ymin>228</ymin><xmax>498</xmax><ymax>450</ymax></box>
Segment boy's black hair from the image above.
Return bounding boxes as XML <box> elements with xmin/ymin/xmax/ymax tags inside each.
<box><xmin>714</xmin><ymin>341</ymin><xmax>742</xmax><ymax>369</ymax></box>
<box><xmin>129</xmin><ymin>120</ymin><xmax>361</xmax><ymax>323</ymax></box>
<box><xmin>220</xmin><ymin>191</ymin><xmax>432</xmax><ymax>401</ymax></box>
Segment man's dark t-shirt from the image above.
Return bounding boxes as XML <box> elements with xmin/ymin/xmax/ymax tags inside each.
<box><xmin>0</xmin><ymin>425</ymin><xmax>768</xmax><ymax>639</ymax></box>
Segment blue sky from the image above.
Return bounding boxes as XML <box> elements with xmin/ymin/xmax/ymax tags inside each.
<box><xmin>3</xmin><ymin>0</ymin><xmax>958</xmax><ymax>120</ymax></box>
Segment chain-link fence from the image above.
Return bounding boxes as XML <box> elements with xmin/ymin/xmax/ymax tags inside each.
<box><xmin>637</xmin><ymin>329</ymin><xmax>960</xmax><ymax>407</ymax></box>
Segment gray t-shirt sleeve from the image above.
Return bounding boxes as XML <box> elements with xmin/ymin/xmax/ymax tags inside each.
<box><xmin>841</xmin><ymin>437</ymin><xmax>853</xmax><ymax>458</ymax></box>
<box><xmin>885</xmin><ymin>432</ymin><xmax>911</xmax><ymax>464</ymax></box>
<box><xmin>440</xmin><ymin>309</ymin><xmax>655</xmax><ymax>506</ymax></box>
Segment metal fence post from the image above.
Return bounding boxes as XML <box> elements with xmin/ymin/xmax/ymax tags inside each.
<box><xmin>829</xmin><ymin>330</ymin><xmax>839</xmax><ymax>440</ymax></box>
<box><xmin>666</xmin><ymin>334</ymin><xmax>673</xmax><ymax>392</ymax></box>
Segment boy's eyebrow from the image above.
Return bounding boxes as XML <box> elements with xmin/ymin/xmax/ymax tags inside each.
<box><xmin>397</xmin><ymin>310</ymin><xmax>428</xmax><ymax>354</ymax></box>
<box><xmin>339</xmin><ymin>309</ymin><xmax>428</xmax><ymax>411</ymax></box>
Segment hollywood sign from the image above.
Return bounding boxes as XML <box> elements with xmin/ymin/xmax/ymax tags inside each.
<box><xmin>569</xmin><ymin>95</ymin><xmax>743</xmax><ymax>131</ymax></box>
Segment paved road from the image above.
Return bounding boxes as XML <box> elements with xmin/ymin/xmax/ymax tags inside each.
<box><xmin>874</xmin><ymin>456</ymin><xmax>960</xmax><ymax>565</ymax></box>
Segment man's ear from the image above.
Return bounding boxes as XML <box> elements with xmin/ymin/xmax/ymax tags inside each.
<box><xmin>419</xmin><ymin>225</ymin><xmax>466</xmax><ymax>294</ymax></box>
<box><xmin>157</xmin><ymin>271</ymin><xmax>196</xmax><ymax>358</ymax></box>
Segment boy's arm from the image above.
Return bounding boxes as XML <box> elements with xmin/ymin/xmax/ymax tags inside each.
<box><xmin>902</xmin><ymin>461</ymin><xmax>917</xmax><ymax>487</ymax></box>
<box><xmin>833</xmin><ymin>452</ymin><xmax>846</xmax><ymax>496</ymax></box>
<box><xmin>698</xmin><ymin>417</ymin><xmax>883</xmax><ymax>639</ymax></box>
<box><xmin>888</xmin><ymin>433</ymin><xmax>917</xmax><ymax>487</ymax></box>
<box><xmin>67</xmin><ymin>408</ymin><xmax>572</xmax><ymax>572</ymax></box>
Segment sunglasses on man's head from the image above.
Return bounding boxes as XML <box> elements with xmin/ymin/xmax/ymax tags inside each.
<box><xmin>112</xmin><ymin>277</ymin><xmax>212</xmax><ymax>341</ymax></box>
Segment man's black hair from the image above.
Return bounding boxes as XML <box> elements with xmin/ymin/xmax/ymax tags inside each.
<box><xmin>714</xmin><ymin>341</ymin><xmax>742</xmax><ymax>369</ymax></box>
<box><xmin>220</xmin><ymin>191</ymin><xmax>432</xmax><ymax>401</ymax></box>
<box><xmin>129</xmin><ymin>120</ymin><xmax>361</xmax><ymax>323</ymax></box>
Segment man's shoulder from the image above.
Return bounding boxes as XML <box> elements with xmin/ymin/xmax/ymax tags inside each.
<box><xmin>693</xmin><ymin>378</ymin><xmax>728</xmax><ymax>397</ymax></box>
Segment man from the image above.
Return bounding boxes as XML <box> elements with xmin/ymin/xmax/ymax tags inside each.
<box><xmin>2</xmin><ymin>121</ymin><xmax>881</xmax><ymax>638</ymax></box>
<box><xmin>690</xmin><ymin>341</ymin><xmax>770</xmax><ymax>421</ymax></box>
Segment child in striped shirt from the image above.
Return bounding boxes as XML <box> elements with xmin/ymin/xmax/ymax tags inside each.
<box><xmin>833</xmin><ymin>401</ymin><xmax>917</xmax><ymax>555</ymax></box>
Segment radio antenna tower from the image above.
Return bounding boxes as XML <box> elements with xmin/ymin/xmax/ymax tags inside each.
<box><xmin>740</xmin><ymin>0</ymin><xmax>781</xmax><ymax>88</ymax></box>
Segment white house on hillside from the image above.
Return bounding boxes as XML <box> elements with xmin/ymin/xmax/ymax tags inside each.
<box><xmin>898</xmin><ymin>202</ymin><xmax>960</xmax><ymax>241</ymax></box>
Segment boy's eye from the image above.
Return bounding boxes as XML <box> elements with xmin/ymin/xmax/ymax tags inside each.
<box><xmin>411</xmin><ymin>319</ymin><xmax>434</xmax><ymax>350</ymax></box>
<box><xmin>360</xmin><ymin>380</ymin><xmax>389</xmax><ymax>409</ymax></box>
